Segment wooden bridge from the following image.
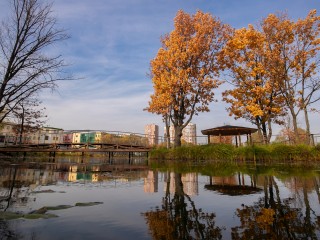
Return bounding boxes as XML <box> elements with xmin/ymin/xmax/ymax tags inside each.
<box><xmin>0</xmin><ymin>143</ymin><xmax>151</xmax><ymax>159</ymax></box>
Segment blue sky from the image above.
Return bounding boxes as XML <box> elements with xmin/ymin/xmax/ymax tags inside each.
<box><xmin>1</xmin><ymin>0</ymin><xmax>320</xmax><ymax>138</ymax></box>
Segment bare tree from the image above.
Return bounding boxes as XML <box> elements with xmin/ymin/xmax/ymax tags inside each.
<box><xmin>0</xmin><ymin>0</ymin><xmax>68</xmax><ymax>122</ymax></box>
<box><xmin>11</xmin><ymin>97</ymin><xmax>47</xmax><ymax>144</ymax></box>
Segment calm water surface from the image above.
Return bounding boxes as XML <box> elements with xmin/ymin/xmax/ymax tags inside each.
<box><xmin>0</xmin><ymin>156</ymin><xmax>320</xmax><ymax>239</ymax></box>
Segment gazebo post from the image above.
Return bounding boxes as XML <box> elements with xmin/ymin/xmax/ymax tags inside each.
<box><xmin>246</xmin><ymin>134</ymin><xmax>249</xmax><ymax>146</ymax></box>
<box><xmin>250</xmin><ymin>133</ymin><xmax>253</xmax><ymax>145</ymax></box>
<box><xmin>219</xmin><ymin>133</ymin><xmax>222</xmax><ymax>143</ymax></box>
<box><xmin>238</xmin><ymin>134</ymin><xmax>241</xmax><ymax>147</ymax></box>
<box><xmin>207</xmin><ymin>135</ymin><xmax>211</xmax><ymax>144</ymax></box>
<box><xmin>235</xmin><ymin>135</ymin><xmax>238</xmax><ymax>147</ymax></box>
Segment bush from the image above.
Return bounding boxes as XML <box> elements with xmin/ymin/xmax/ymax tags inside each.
<box><xmin>149</xmin><ymin>143</ymin><xmax>320</xmax><ymax>162</ymax></box>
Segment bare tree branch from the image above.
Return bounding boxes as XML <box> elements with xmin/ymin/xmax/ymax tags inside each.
<box><xmin>0</xmin><ymin>0</ymin><xmax>69</xmax><ymax>122</ymax></box>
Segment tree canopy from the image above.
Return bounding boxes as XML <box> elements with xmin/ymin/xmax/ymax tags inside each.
<box><xmin>147</xmin><ymin>10</ymin><xmax>231</xmax><ymax>147</ymax></box>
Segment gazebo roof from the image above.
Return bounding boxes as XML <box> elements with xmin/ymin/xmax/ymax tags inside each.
<box><xmin>201</xmin><ymin>125</ymin><xmax>258</xmax><ymax>136</ymax></box>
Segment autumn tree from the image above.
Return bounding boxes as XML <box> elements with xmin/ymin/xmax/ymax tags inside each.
<box><xmin>146</xmin><ymin>10</ymin><xmax>231</xmax><ymax>147</ymax></box>
<box><xmin>262</xmin><ymin>10</ymin><xmax>320</xmax><ymax>144</ymax></box>
<box><xmin>11</xmin><ymin>98</ymin><xmax>46</xmax><ymax>144</ymax></box>
<box><xmin>0</xmin><ymin>0</ymin><xmax>68</xmax><ymax>123</ymax></box>
<box><xmin>222</xmin><ymin>25</ymin><xmax>286</xmax><ymax>144</ymax></box>
<box><xmin>293</xmin><ymin>10</ymin><xmax>320</xmax><ymax>143</ymax></box>
<box><xmin>223</xmin><ymin>10</ymin><xmax>320</xmax><ymax>144</ymax></box>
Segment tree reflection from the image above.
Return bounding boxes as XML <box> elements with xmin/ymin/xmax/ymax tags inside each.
<box><xmin>232</xmin><ymin>176</ymin><xmax>320</xmax><ymax>239</ymax></box>
<box><xmin>0</xmin><ymin>165</ymin><xmax>34</xmax><ymax>211</ymax></box>
<box><xmin>143</xmin><ymin>172</ymin><xmax>224</xmax><ymax>240</ymax></box>
<box><xmin>0</xmin><ymin>166</ymin><xmax>22</xmax><ymax>240</ymax></box>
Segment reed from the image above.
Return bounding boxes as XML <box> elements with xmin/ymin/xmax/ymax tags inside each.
<box><xmin>149</xmin><ymin>143</ymin><xmax>320</xmax><ymax>162</ymax></box>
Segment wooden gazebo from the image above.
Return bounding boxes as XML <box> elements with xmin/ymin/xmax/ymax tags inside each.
<box><xmin>201</xmin><ymin>125</ymin><xmax>258</xmax><ymax>147</ymax></box>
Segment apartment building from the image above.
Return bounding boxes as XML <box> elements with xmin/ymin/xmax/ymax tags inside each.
<box><xmin>145</xmin><ymin>124</ymin><xmax>159</xmax><ymax>146</ymax></box>
<box><xmin>0</xmin><ymin>122</ymin><xmax>63</xmax><ymax>144</ymax></box>
<box><xmin>32</xmin><ymin>127</ymin><xmax>64</xmax><ymax>144</ymax></box>
<box><xmin>71</xmin><ymin>131</ymin><xmax>101</xmax><ymax>144</ymax></box>
<box><xmin>0</xmin><ymin>122</ymin><xmax>17</xmax><ymax>144</ymax></box>
<box><xmin>182</xmin><ymin>123</ymin><xmax>197</xmax><ymax>145</ymax></box>
<box><xmin>164</xmin><ymin>123</ymin><xmax>197</xmax><ymax>145</ymax></box>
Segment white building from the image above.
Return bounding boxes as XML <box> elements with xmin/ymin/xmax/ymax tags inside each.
<box><xmin>72</xmin><ymin>132</ymin><xmax>81</xmax><ymax>143</ymax></box>
<box><xmin>182</xmin><ymin>123</ymin><xmax>197</xmax><ymax>145</ymax></box>
<box><xmin>164</xmin><ymin>125</ymin><xmax>175</xmax><ymax>144</ymax></box>
<box><xmin>164</xmin><ymin>123</ymin><xmax>197</xmax><ymax>145</ymax></box>
<box><xmin>32</xmin><ymin>127</ymin><xmax>64</xmax><ymax>144</ymax></box>
<box><xmin>0</xmin><ymin>122</ymin><xmax>64</xmax><ymax>144</ymax></box>
<box><xmin>145</xmin><ymin>124</ymin><xmax>159</xmax><ymax>145</ymax></box>
<box><xmin>0</xmin><ymin>122</ymin><xmax>17</xmax><ymax>144</ymax></box>
<box><xmin>144</xmin><ymin>171</ymin><xmax>158</xmax><ymax>193</ymax></box>
<box><xmin>182</xmin><ymin>173</ymin><xmax>198</xmax><ymax>196</ymax></box>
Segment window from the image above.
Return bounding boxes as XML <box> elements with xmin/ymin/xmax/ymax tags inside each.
<box><xmin>45</xmin><ymin>136</ymin><xmax>49</xmax><ymax>140</ymax></box>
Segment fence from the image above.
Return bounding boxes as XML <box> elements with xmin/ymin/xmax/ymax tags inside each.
<box><xmin>1</xmin><ymin>130</ymin><xmax>319</xmax><ymax>147</ymax></box>
<box><xmin>149</xmin><ymin>133</ymin><xmax>320</xmax><ymax>147</ymax></box>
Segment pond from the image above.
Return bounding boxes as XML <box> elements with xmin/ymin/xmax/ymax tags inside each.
<box><xmin>0</xmin><ymin>156</ymin><xmax>320</xmax><ymax>239</ymax></box>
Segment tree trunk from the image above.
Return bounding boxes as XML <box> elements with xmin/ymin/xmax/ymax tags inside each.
<box><xmin>173</xmin><ymin>125</ymin><xmax>183</xmax><ymax>148</ymax></box>
<box><xmin>164</xmin><ymin>115</ymin><xmax>171</xmax><ymax>149</ymax></box>
<box><xmin>255</xmin><ymin>118</ymin><xmax>263</xmax><ymax>144</ymax></box>
<box><xmin>303</xmin><ymin>106</ymin><xmax>311</xmax><ymax>145</ymax></box>
<box><xmin>291</xmin><ymin>112</ymin><xmax>299</xmax><ymax>144</ymax></box>
<box><xmin>261</xmin><ymin>122</ymin><xmax>268</xmax><ymax>144</ymax></box>
<box><xmin>267</xmin><ymin>118</ymin><xmax>272</xmax><ymax>143</ymax></box>
<box><xmin>19</xmin><ymin>108</ymin><xmax>25</xmax><ymax>145</ymax></box>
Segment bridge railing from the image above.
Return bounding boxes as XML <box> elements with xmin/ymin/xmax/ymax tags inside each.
<box><xmin>2</xmin><ymin>130</ymin><xmax>320</xmax><ymax>148</ymax></box>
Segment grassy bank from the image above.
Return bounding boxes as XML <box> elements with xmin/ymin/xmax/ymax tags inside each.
<box><xmin>149</xmin><ymin>143</ymin><xmax>320</xmax><ymax>162</ymax></box>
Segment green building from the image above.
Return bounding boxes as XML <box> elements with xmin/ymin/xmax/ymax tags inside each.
<box><xmin>80</xmin><ymin>132</ymin><xmax>96</xmax><ymax>143</ymax></box>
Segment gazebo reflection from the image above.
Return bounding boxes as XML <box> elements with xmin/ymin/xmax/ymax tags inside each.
<box><xmin>204</xmin><ymin>174</ymin><xmax>262</xmax><ymax>196</ymax></box>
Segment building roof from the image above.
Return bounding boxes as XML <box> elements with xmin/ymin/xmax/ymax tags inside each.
<box><xmin>201</xmin><ymin>125</ymin><xmax>258</xmax><ymax>136</ymax></box>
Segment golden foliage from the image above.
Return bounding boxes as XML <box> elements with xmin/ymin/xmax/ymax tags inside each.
<box><xmin>223</xmin><ymin>9</ymin><xmax>320</xmax><ymax>143</ymax></box>
<box><xmin>222</xmin><ymin>21</ymin><xmax>286</xmax><ymax>126</ymax></box>
<box><xmin>256</xmin><ymin>208</ymin><xmax>275</xmax><ymax>229</ymax></box>
<box><xmin>147</xmin><ymin>10</ymin><xmax>231</xmax><ymax>146</ymax></box>
<box><xmin>144</xmin><ymin>210</ymin><xmax>175</xmax><ymax>240</ymax></box>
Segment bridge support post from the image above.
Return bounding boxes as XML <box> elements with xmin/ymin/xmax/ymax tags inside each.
<box><xmin>129</xmin><ymin>152</ymin><xmax>131</xmax><ymax>164</ymax></box>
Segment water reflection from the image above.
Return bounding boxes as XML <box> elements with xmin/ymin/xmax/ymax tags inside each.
<box><xmin>0</xmin><ymin>158</ymin><xmax>320</xmax><ymax>239</ymax></box>
<box><xmin>205</xmin><ymin>175</ymin><xmax>262</xmax><ymax>196</ymax></box>
<box><xmin>232</xmin><ymin>175</ymin><xmax>320</xmax><ymax>239</ymax></box>
<box><xmin>143</xmin><ymin>172</ymin><xmax>223</xmax><ymax>239</ymax></box>
<box><xmin>0</xmin><ymin>158</ymin><xmax>149</xmax><ymax>211</ymax></box>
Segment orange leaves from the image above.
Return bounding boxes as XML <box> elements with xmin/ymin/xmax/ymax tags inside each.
<box><xmin>256</xmin><ymin>208</ymin><xmax>275</xmax><ymax>228</ymax></box>
<box><xmin>148</xmin><ymin>9</ymin><xmax>319</xmax><ymax>146</ymax></box>
<box><xmin>147</xmin><ymin>10</ymin><xmax>230</xmax><ymax>124</ymax></box>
